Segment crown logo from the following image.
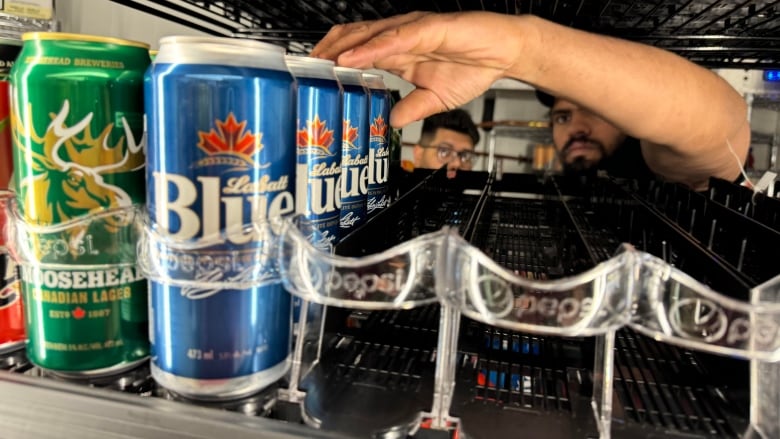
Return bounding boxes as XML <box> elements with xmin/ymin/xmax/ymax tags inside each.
<box><xmin>370</xmin><ymin>114</ymin><xmax>387</xmax><ymax>137</ymax></box>
<box><xmin>297</xmin><ymin>115</ymin><xmax>335</xmax><ymax>157</ymax></box>
<box><xmin>197</xmin><ymin>113</ymin><xmax>263</xmax><ymax>161</ymax></box>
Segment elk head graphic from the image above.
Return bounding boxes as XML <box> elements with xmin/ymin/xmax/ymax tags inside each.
<box><xmin>12</xmin><ymin>100</ymin><xmax>145</xmax><ymax>240</ymax></box>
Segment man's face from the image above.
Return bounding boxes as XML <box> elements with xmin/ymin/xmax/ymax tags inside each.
<box><xmin>551</xmin><ymin>99</ymin><xmax>626</xmax><ymax>172</ymax></box>
<box><xmin>413</xmin><ymin>128</ymin><xmax>475</xmax><ymax>179</ymax></box>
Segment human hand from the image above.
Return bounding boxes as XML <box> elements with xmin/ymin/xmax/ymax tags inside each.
<box><xmin>311</xmin><ymin>11</ymin><xmax>525</xmax><ymax>128</ymax></box>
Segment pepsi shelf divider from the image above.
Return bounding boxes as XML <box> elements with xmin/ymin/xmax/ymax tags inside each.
<box><xmin>289</xmin><ymin>169</ymin><xmax>777</xmax><ymax>438</ymax></box>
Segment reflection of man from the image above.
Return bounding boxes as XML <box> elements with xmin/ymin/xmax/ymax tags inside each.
<box><xmin>537</xmin><ymin>90</ymin><xmax>655</xmax><ymax>181</ymax></box>
<box><xmin>412</xmin><ymin>109</ymin><xmax>480</xmax><ymax>179</ymax></box>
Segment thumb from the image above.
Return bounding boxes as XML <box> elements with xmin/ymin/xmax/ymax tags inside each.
<box><xmin>389</xmin><ymin>88</ymin><xmax>451</xmax><ymax>128</ymax></box>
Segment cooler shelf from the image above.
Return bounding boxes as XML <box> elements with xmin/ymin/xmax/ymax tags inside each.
<box><xmin>3</xmin><ymin>169</ymin><xmax>780</xmax><ymax>438</ymax></box>
<box><xmin>109</xmin><ymin>0</ymin><xmax>780</xmax><ymax>68</ymax></box>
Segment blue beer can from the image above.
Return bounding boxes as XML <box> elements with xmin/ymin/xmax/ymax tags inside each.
<box><xmin>334</xmin><ymin>67</ymin><xmax>370</xmax><ymax>234</ymax></box>
<box><xmin>286</xmin><ymin>55</ymin><xmax>343</xmax><ymax>248</ymax></box>
<box><xmin>144</xmin><ymin>36</ymin><xmax>295</xmax><ymax>399</ymax></box>
<box><xmin>363</xmin><ymin>72</ymin><xmax>391</xmax><ymax>216</ymax></box>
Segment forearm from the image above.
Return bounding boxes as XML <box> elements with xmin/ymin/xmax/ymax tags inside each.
<box><xmin>507</xmin><ymin>15</ymin><xmax>748</xmax><ymax>162</ymax></box>
<box><xmin>311</xmin><ymin>10</ymin><xmax>750</xmax><ymax>185</ymax></box>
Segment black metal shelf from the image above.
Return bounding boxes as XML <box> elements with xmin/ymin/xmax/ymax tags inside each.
<box><xmin>111</xmin><ymin>0</ymin><xmax>780</xmax><ymax>68</ymax></box>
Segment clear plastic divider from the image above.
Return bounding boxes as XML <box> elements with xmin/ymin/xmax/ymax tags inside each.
<box><xmin>138</xmin><ymin>214</ymin><xmax>281</xmax><ymax>291</ymax></box>
<box><xmin>278</xmin><ymin>215</ymin><xmax>443</xmax><ymax>309</ymax></box>
<box><xmin>748</xmin><ymin>272</ymin><xmax>780</xmax><ymax>439</ymax></box>
<box><xmin>437</xmin><ymin>230</ymin><xmax>634</xmax><ymax>336</ymax></box>
<box><xmin>432</xmin><ymin>229</ymin><xmax>780</xmax><ymax>438</ymax></box>
<box><xmin>6</xmin><ymin>200</ymin><xmax>143</xmax><ymax>268</ymax></box>
<box><xmin>631</xmin><ymin>253</ymin><xmax>780</xmax><ymax>363</ymax></box>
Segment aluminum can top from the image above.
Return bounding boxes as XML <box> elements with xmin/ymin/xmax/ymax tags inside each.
<box><xmin>285</xmin><ymin>55</ymin><xmax>336</xmax><ymax>80</ymax></box>
<box><xmin>22</xmin><ymin>32</ymin><xmax>149</xmax><ymax>49</ymax></box>
<box><xmin>334</xmin><ymin>67</ymin><xmax>367</xmax><ymax>87</ymax></box>
<box><xmin>156</xmin><ymin>36</ymin><xmax>286</xmax><ymax>70</ymax></box>
<box><xmin>362</xmin><ymin>72</ymin><xmax>387</xmax><ymax>89</ymax></box>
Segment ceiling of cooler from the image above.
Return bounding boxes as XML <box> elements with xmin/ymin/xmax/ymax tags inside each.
<box><xmin>111</xmin><ymin>0</ymin><xmax>780</xmax><ymax>68</ymax></box>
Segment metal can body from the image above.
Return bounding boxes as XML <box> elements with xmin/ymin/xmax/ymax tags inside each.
<box><xmin>288</xmin><ymin>56</ymin><xmax>343</xmax><ymax>247</ymax></box>
<box><xmin>146</xmin><ymin>37</ymin><xmax>295</xmax><ymax>399</ymax></box>
<box><xmin>363</xmin><ymin>73</ymin><xmax>391</xmax><ymax>216</ymax></box>
<box><xmin>9</xmin><ymin>33</ymin><xmax>149</xmax><ymax>375</ymax></box>
<box><xmin>0</xmin><ymin>39</ymin><xmax>21</xmax><ymax>192</ymax></box>
<box><xmin>0</xmin><ymin>250</ymin><xmax>23</xmax><ymax>353</ymax></box>
<box><xmin>0</xmin><ymin>39</ymin><xmax>24</xmax><ymax>353</ymax></box>
<box><xmin>335</xmin><ymin>67</ymin><xmax>370</xmax><ymax>235</ymax></box>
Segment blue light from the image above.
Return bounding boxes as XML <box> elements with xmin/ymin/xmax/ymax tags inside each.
<box><xmin>765</xmin><ymin>70</ymin><xmax>780</xmax><ymax>82</ymax></box>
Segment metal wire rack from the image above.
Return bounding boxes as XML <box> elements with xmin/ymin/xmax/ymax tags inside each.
<box><xmin>110</xmin><ymin>0</ymin><xmax>780</xmax><ymax>68</ymax></box>
<box><xmin>1</xmin><ymin>168</ymin><xmax>772</xmax><ymax>438</ymax></box>
<box><xmin>0</xmin><ymin>11</ymin><xmax>56</xmax><ymax>39</ymax></box>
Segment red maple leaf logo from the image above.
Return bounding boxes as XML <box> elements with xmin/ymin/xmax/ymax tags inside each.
<box><xmin>370</xmin><ymin>114</ymin><xmax>387</xmax><ymax>137</ymax></box>
<box><xmin>297</xmin><ymin>115</ymin><xmax>335</xmax><ymax>156</ymax></box>
<box><xmin>72</xmin><ymin>306</ymin><xmax>86</xmax><ymax>319</ymax></box>
<box><xmin>197</xmin><ymin>113</ymin><xmax>263</xmax><ymax>158</ymax></box>
<box><xmin>343</xmin><ymin>119</ymin><xmax>358</xmax><ymax>145</ymax></box>
<box><xmin>297</xmin><ymin>115</ymin><xmax>334</xmax><ymax>148</ymax></box>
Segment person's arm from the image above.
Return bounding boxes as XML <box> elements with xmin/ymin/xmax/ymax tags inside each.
<box><xmin>514</xmin><ymin>15</ymin><xmax>749</xmax><ymax>189</ymax></box>
<box><xmin>311</xmin><ymin>11</ymin><xmax>750</xmax><ymax>188</ymax></box>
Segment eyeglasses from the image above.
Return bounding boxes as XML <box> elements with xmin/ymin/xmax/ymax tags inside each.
<box><xmin>422</xmin><ymin>144</ymin><xmax>474</xmax><ymax>164</ymax></box>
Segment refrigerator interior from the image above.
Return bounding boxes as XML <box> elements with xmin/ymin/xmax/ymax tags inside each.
<box><xmin>2</xmin><ymin>1</ymin><xmax>780</xmax><ymax>438</ymax></box>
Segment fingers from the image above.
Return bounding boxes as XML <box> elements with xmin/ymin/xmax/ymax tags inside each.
<box><xmin>389</xmin><ymin>88</ymin><xmax>451</xmax><ymax>128</ymax></box>
<box><xmin>337</xmin><ymin>13</ymin><xmax>453</xmax><ymax>70</ymax></box>
<box><xmin>310</xmin><ymin>21</ymin><xmax>372</xmax><ymax>60</ymax></box>
<box><xmin>311</xmin><ymin>11</ymin><xmax>430</xmax><ymax>61</ymax></box>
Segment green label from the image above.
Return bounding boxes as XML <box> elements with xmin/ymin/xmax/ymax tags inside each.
<box><xmin>20</xmin><ymin>265</ymin><xmax>148</xmax><ymax>372</ymax></box>
<box><xmin>10</xmin><ymin>38</ymin><xmax>149</xmax><ymax>228</ymax></box>
<box><xmin>11</xmin><ymin>99</ymin><xmax>146</xmax><ymax>226</ymax></box>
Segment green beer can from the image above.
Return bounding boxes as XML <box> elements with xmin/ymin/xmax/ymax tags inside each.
<box><xmin>9</xmin><ymin>32</ymin><xmax>150</xmax><ymax>376</ymax></box>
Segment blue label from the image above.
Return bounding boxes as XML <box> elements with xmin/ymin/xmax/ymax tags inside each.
<box><xmin>150</xmin><ymin>282</ymin><xmax>291</xmax><ymax>379</ymax></box>
<box><xmin>294</xmin><ymin>76</ymin><xmax>342</xmax><ymax>248</ymax></box>
<box><xmin>340</xmin><ymin>83</ymin><xmax>370</xmax><ymax>233</ymax></box>
<box><xmin>144</xmin><ymin>62</ymin><xmax>295</xmax><ymax>382</ymax></box>
<box><xmin>367</xmin><ymin>87</ymin><xmax>390</xmax><ymax>215</ymax></box>
<box><xmin>145</xmin><ymin>63</ymin><xmax>297</xmax><ymax>241</ymax></box>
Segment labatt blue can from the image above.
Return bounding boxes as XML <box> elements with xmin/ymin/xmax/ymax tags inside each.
<box><xmin>145</xmin><ymin>36</ymin><xmax>295</xmax><ymax>400</ymax></box>
<box><xmin>287</xmin><ymin>55</ymin><xmax>342</xmax><ymax>248</ymax></box>
<box><xmin>334</xmin><ymin>67</ymin><xmax>369</xmax><ymax>235</ymax></box>
<box><xmin>363</xmin><ymin>73</ymin><xmax>391</xmax><ymax>216</ymax></box>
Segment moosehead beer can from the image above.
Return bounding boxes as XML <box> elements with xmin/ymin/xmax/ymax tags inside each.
<box><xmin>334</xmin><ymin>67</ymin><xmax>370</xmax><ymax>235</ymax></box>
<box><xmin>286</xmin><ymin>55</ymin><xmax>343</xmax><ymax>248</ymax></box>
<box><xmin>9</xmin><ymin>33</ymin><xmax>149</xmax><ymax>375</ymax></box>
<box><xmin>0</xmin><ymin>39</ymin><xmax>24</xmax><ymax>354</ymax></box>
<box><xmin>362</xmin><ymin>73</ymin><xmax>391</xmax><ymax>216</ymax></box>
<box><xmin>145</xmin><ymin>36</ymin><xmax>295</xmax><ymax>399</ymax></box>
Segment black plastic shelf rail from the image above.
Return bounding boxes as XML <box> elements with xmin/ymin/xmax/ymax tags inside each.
<box><xmin>296</xmin><ymin>168</ymin><xmax>488</xmax><ymax>438</ymax></box>
<box><xmin>110</xmin><ymin>0</ymin><xmax>780</xmax><ymax>68</ymax></box>
<box><xmin>433</xmin><ymin>173</ymin><xmax>751</xmax><ymax>439</ymax></box>
<box><xmin>708</xmin><ymin>176</ymin><xmax>780</xmax><ymax>232</ymax></box>
<box><xmin>328</xmin><ymin>169</ymin><xmax>760</xmax><ymax>438</ymax></box>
